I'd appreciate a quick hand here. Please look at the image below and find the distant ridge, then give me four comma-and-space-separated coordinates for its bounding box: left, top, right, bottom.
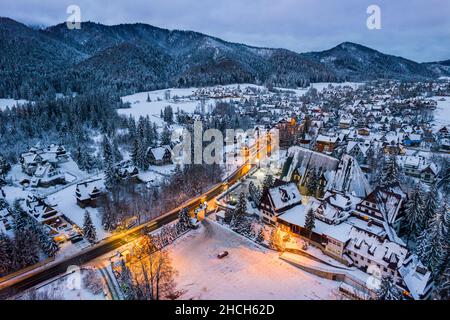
0, 17, 447, 98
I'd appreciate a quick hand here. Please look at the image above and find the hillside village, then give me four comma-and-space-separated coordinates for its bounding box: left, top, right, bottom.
0, 78, 449, 300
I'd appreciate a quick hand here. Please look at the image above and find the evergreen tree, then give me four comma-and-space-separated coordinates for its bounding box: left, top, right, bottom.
0, 232, 14, 276
306, 169, 319, 196
177, 208, 193, 233
376, 276, 403, 300
249, 181, 262, 206
304, 208, 316, 240
103, 136, 118, 189
422, 183, 438, 227
112, 138, 123, 163
131, 137, 140, 167
161, 125, 172, 146
83, 210, 97, 244
416, 207, 447, 276
146, 93, 151, 102
262, 174, 274, 194
0, 154, 11, 177
33, 223, 59, 257
119, 259, 136, 300
403, 185, 426, 243
163, 106, 174, 124
152, 123, 159, 144
379, 154, 400, 189
256, 227, 265, 244
231, 192, 248, 233
13, 228, 40, 269
433, 263, 450, 300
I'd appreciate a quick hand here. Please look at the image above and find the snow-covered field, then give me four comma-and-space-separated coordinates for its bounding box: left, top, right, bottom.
276, 82, 363, 95
431, 96, 450, 127
119, 83, 363, 123
170, 220, 341, 300
120, 88, 199, 124
17, 269, 107, 300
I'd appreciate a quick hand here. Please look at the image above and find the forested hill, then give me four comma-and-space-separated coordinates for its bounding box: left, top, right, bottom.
0, 17, 448, 99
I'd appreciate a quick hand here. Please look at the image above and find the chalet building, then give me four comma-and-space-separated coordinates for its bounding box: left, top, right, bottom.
20, 144, 69, 175
346, 141, 372, 165
116, 161, 139, 181
76, 178, 105, 208
357, 128, 370, 136
282, 147, 372, 198
277, 198, 433, 299
402, 133, 422, 147
147, 146, 172, 166
259, 179, 302, 225
276, 118, 303, 149
437, 126, 449, 139
402, 156, 438, 184
281, 148, 338, 196
354, 186, 405, 235
25, 195, 79, 243
339, 118, 352, 129
30, 163, 66, 188
315, 135, 337, 153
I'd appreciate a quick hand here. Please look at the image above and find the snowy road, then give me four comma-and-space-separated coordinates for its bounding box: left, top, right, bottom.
171, 220, 341, 300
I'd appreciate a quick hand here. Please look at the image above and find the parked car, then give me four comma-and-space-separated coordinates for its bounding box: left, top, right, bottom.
217, 251, 229, 259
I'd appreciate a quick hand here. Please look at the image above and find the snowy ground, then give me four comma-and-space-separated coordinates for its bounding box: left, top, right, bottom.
431, 96, 450, 127
119, 82, 363, 123
16, 268, 107, 300
170, 220, 341, 300
276, 82, 363, 96
47, 180, 110, 241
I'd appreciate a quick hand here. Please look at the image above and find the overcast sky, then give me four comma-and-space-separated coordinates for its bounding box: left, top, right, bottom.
1, 0, 449, 62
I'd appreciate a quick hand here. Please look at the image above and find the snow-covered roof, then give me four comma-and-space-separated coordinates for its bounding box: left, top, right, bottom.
284, 146, 339, 182
149, 146, 171, 161
278, 202, 353, 243
268, 182, 302, 212
346, 227, 408, 269
316, 134, 338, 143
76, 179, 105, 201
331, 155, 372, 198
399, 255, 433, 300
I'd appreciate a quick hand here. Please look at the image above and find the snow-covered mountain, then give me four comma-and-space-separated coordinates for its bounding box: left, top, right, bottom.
0, 17, 447, 98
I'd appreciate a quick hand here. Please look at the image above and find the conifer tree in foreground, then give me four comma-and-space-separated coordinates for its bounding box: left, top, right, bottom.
262, 174, 274, 194
422, 183, 438, 226
304, 208, 316, 240
375, 276, 403, 300
119, 259, 136, 300
416, 207, 447, 276
0, 232, 14, 276
256, 227, 265, 244
379, 154, 400, 189
231, 192, 248, 233
403, 184, 426, 243
177, 208, 193, 233
103, 136, 117, 189
83, 210, 97, 244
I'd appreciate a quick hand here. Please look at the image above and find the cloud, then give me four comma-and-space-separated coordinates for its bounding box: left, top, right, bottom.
1, 0, 449, 62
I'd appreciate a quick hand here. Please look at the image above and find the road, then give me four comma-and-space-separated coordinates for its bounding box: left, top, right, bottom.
0, 136, 269, 299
